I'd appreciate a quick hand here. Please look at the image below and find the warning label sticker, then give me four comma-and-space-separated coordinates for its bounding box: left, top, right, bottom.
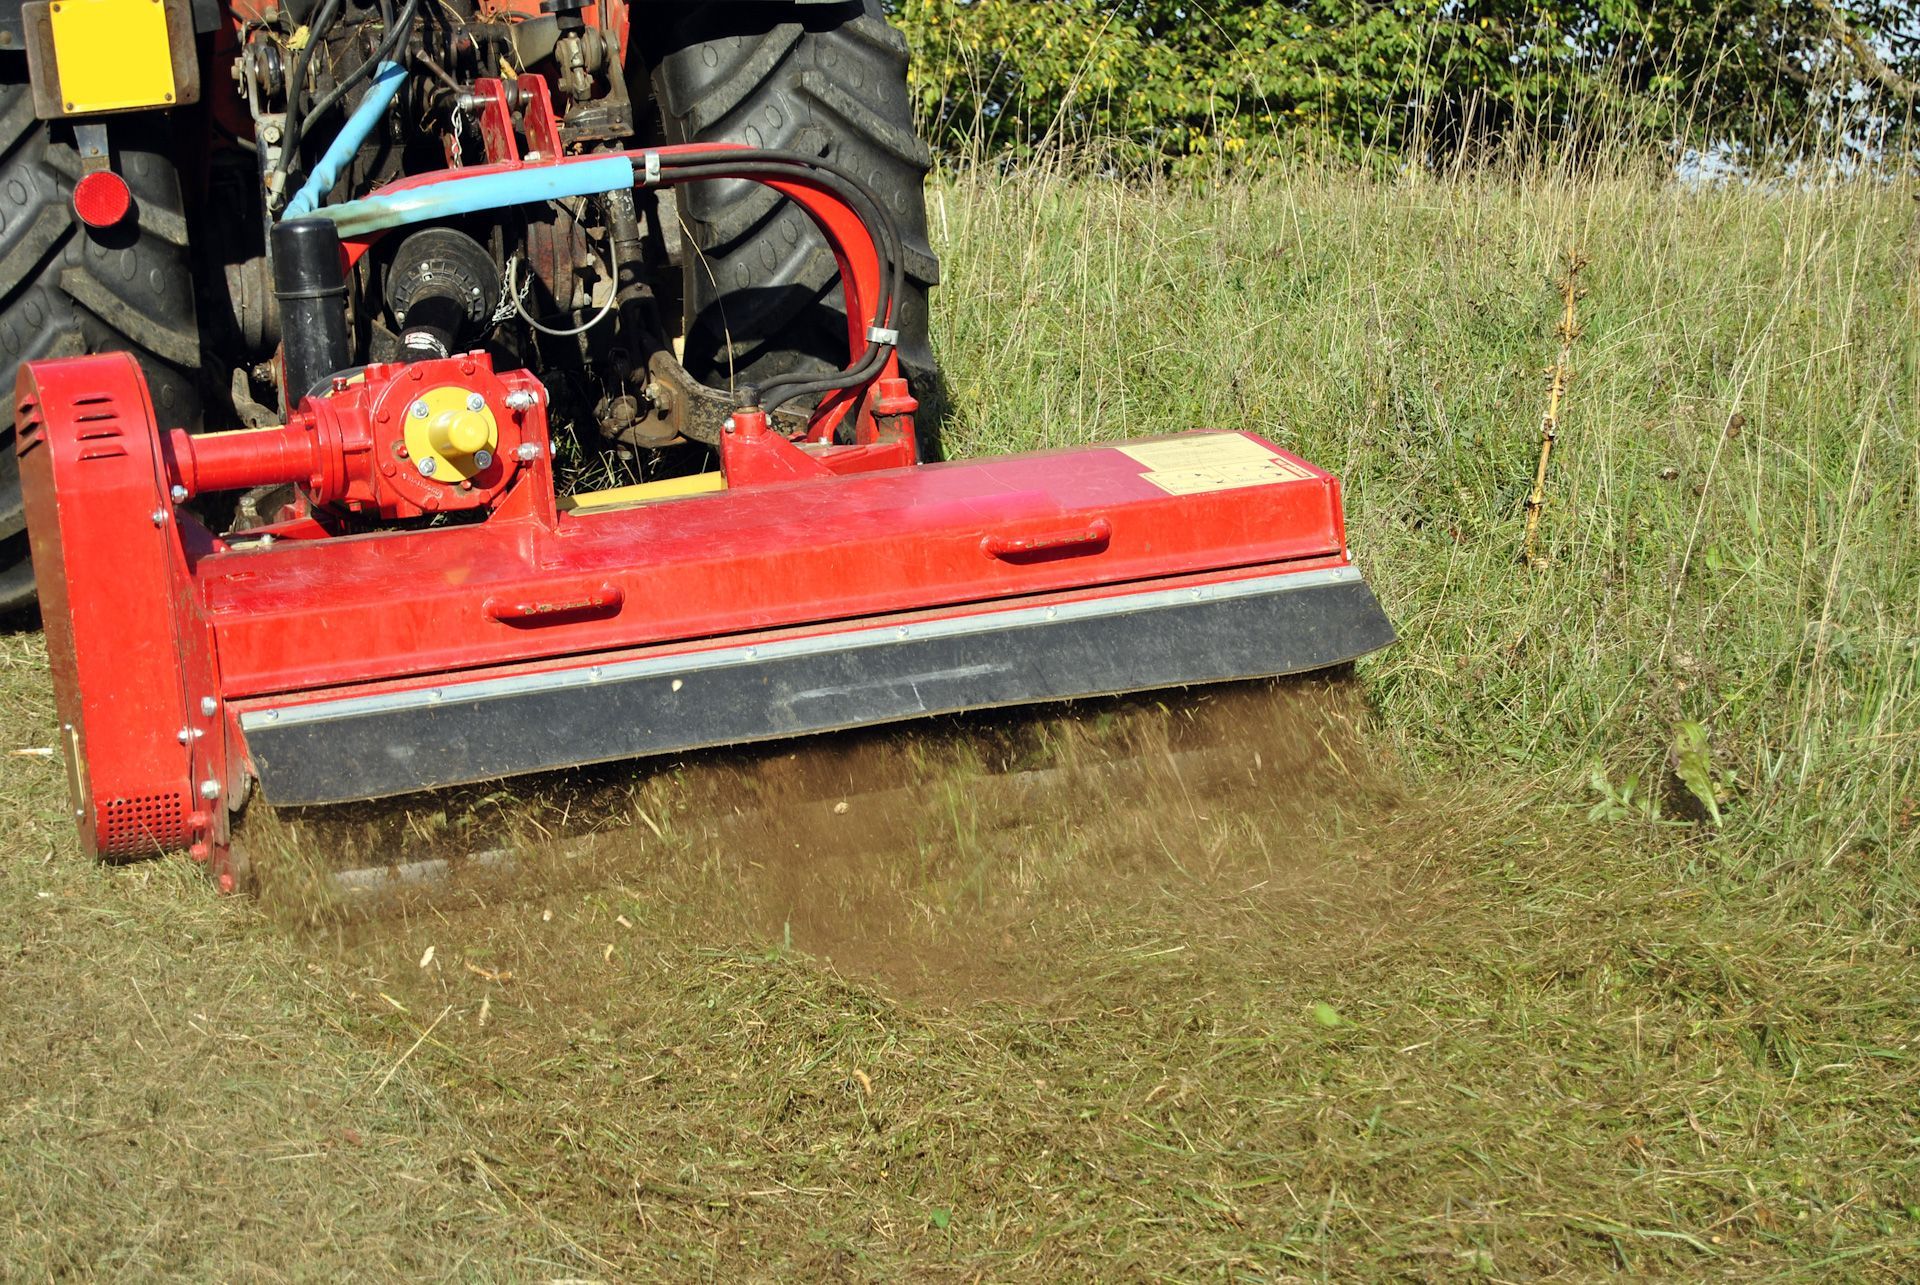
1118, 433, 1313, 496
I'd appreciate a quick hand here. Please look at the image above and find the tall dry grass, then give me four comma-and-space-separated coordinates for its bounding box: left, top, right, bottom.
929, 159, 1918, 871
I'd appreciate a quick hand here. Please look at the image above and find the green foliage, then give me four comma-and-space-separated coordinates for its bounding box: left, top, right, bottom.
894, 0, 1920, 166
1671, 721, 1737, 826
1587, 765, 1658, 823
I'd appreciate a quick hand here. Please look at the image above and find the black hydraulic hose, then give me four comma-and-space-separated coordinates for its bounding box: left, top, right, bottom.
275, 0, 342, 175
653, 151, 908, 414
753, 347, 891, 416
273, 0, 418, 206
300, 0, 420, 131
664, 186, 893, 410
662, 161, 905, 323
657, 147, 910, 305
286, 0, 342, 115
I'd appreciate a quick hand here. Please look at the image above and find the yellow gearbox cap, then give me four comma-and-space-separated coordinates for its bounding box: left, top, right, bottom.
431, 411, 492, 456
403, 385, 501, 484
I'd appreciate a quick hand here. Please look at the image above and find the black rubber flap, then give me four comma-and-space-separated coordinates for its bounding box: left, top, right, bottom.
244, 569, 1394, 806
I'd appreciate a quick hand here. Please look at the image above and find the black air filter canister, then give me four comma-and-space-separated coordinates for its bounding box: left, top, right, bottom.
271, 217, 351, 410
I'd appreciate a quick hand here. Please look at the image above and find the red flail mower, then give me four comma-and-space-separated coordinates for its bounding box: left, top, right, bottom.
19, 116, 1390, 891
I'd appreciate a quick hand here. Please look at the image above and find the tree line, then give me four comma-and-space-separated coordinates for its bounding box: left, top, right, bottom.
892, 1, 1920, 168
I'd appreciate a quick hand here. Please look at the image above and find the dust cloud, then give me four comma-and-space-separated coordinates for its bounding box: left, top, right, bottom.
248, 674, 1407, 1005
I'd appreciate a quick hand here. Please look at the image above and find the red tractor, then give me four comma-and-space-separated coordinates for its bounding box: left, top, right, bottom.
1, 0, 943, 609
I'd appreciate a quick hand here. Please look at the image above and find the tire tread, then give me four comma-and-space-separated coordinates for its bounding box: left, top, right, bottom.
0, 77, 200, 612
646, 0, 944, 455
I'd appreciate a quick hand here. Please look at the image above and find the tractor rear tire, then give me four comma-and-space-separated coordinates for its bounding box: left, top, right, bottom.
0, 76, 201, 615
644, 0, 945, 458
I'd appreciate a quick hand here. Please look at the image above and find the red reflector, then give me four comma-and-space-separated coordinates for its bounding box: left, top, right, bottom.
72, 171, 132, 229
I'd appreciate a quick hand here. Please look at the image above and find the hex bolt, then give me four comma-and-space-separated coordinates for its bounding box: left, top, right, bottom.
465, 393, 486, 412
503, 389, 537, 412
418, 457, 438, 477
199, 696, 218, 716
515, 442, 540, 462
722, 416, 736, 434
170, 484, 188, 503
198, 780, 221, 801
150, 509, 167, 527
473, 449, 494, 470
176, 728, 192, 744
410, 399, 430, 419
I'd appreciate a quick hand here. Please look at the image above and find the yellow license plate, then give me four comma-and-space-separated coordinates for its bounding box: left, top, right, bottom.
49, 0, 176, 113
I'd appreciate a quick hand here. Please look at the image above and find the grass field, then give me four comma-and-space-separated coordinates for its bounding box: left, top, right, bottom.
3, 167, 1917, 1279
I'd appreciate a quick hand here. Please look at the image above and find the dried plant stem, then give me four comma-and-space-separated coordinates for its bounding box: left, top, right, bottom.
1522, 250, 1586, 567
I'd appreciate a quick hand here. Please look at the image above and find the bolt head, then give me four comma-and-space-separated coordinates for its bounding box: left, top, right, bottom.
466, 393, 486, 412
176, 728, 192, 744
473, 449, 493, 470
504, 389, 536, 411
198, 780, 221, 801
170, 484, 188, 503
411, 399, 430, 419
514, 442, 539, 462
418, 457, 438, 477
199, 696, 218, 717
722, 416, 736, 432
151, 508, 167, 527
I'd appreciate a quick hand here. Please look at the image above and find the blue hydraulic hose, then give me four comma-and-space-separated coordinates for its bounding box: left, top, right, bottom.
283, 60, 409, 220
310, 156, 640, 238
